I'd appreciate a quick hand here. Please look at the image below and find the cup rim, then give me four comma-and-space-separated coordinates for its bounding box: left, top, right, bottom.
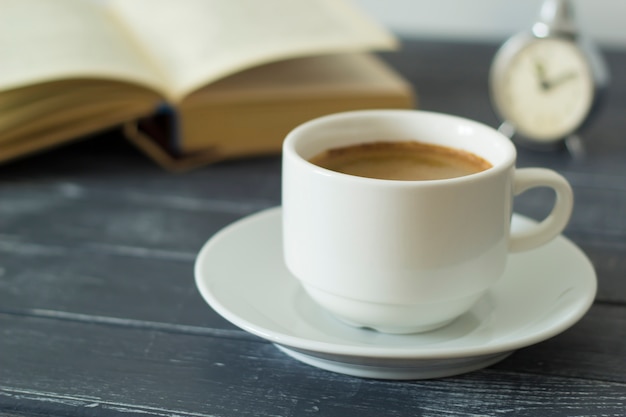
283, 109, 517, 186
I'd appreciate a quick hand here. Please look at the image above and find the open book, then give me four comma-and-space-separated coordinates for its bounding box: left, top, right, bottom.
0, 0, 414, 170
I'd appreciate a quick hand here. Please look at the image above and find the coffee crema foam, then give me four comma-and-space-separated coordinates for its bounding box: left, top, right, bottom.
308, 141, 492, 181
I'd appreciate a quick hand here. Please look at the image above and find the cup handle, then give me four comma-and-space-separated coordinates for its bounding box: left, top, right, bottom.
510, 168, 574, 253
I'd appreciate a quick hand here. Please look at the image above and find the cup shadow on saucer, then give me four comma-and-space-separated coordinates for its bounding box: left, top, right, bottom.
292, 285, 496, 349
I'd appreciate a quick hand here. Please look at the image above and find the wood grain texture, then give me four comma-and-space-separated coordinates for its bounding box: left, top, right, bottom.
1, 40, 625, 417
1, 313, 625, 417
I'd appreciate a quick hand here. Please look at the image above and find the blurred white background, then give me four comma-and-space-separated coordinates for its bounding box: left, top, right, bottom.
355, 0, 626, 49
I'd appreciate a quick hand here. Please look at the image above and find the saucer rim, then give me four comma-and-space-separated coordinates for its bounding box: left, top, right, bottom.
195, 207, 597, 360
276, 345, 514, 380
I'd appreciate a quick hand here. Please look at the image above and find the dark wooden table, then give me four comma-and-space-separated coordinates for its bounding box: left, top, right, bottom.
1, 40, 625, 417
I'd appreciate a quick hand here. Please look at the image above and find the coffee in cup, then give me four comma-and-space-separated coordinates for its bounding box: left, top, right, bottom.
308, 140, 492, 181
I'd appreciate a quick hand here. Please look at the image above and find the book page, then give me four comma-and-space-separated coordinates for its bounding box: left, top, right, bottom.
0, 0, 166, 95
183, 54, 412, 105
108, 0, 397, 101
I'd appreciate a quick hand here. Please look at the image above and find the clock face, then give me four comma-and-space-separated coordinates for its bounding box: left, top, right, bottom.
491, 37, 595, 142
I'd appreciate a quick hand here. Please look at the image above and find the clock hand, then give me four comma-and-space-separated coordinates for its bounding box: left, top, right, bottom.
534, 60, 550, 90
545, 71, 578, 90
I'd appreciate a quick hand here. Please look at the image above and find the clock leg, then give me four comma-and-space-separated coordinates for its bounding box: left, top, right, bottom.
498, 121, 516, 139
565, 134, 586, 159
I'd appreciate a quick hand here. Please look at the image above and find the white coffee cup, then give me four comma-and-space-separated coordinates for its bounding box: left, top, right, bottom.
282, 110, 573, 334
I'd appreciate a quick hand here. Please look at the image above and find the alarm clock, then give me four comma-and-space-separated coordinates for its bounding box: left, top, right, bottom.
489, 0, 608, 150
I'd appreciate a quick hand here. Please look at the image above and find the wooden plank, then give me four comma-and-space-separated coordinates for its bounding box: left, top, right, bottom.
0, 247, 234, 329
4, 167, 625, 243
2, 172, 624, 250
1, 218, 624, 331
1, 312, 625, 417
0, 177, 277, 255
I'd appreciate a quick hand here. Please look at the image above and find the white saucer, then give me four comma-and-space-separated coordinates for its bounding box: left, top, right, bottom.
194, 207, 596, 380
